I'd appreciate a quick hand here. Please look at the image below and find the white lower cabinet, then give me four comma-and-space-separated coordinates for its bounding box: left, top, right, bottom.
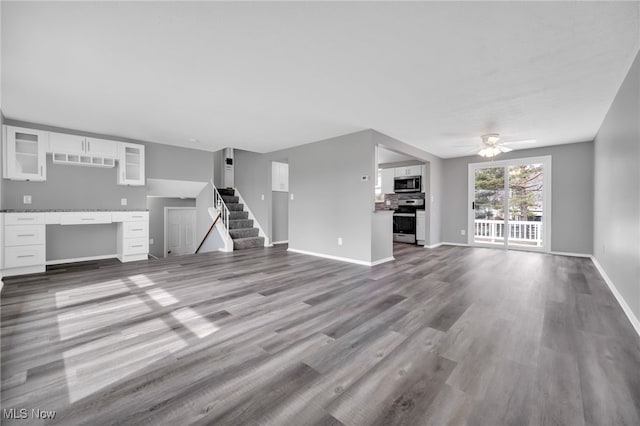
416, 209, 426, 246
2, 213, 46, 276
1, 211, 150, 277
116, 212, 149, 262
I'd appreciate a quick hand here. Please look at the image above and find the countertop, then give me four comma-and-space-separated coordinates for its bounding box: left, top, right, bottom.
0, 209, 149, 212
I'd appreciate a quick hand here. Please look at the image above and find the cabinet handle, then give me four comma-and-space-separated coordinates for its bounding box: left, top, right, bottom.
17, 218, 35, 221
17, 254, 35, 258
81, 218, 96, 221
131, 245, 143, 248
17, 234, 35, 237
40, 165, 43, 176
132, 216, 143, 219
132, 228, 143, 231
82, 140, 85, 151
88, 140, 91, 151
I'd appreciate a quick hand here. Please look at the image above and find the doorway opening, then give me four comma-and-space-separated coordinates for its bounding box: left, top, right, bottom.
468, 156, 551, 252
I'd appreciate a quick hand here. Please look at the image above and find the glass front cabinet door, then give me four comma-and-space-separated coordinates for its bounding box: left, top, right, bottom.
117, 142, 145, 186
3, 126, 48, 181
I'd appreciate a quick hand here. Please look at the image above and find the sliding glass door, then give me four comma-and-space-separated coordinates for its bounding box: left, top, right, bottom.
469, 156, 550, 252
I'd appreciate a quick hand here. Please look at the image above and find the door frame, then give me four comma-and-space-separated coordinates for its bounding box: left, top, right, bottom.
467, 155, 552, 253
164, 207, 197, 257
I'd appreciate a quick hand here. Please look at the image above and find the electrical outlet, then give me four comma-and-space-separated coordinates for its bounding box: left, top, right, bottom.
121, 198, 128, 206
338, 237, 343, 246
290, 194, 294, 201
23, 195, 32, 204
149, 238, 154, 245
461, 229, 466, 236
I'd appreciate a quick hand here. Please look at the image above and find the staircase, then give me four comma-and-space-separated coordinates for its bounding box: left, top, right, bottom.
217, 188, 265, 250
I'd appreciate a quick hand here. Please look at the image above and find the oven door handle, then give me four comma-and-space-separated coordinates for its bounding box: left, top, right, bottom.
393, 213, 416, 217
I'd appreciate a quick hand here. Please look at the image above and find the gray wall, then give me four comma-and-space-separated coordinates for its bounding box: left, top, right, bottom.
372, 131, 443, 246
272, 191, 288, 243
235, 130, 376, 263
1, 119, 214, 261
0, 111, 4, 210
235, 129, 443, 262
593, 51, 640, 322
441, 142, 594, 254
147, 197, 196, 258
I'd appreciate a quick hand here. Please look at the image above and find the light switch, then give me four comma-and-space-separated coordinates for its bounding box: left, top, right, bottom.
23, 195, 32, 204
290, 194, 294, 201
338, 237, 343, 246
261, 194, 265, 201
149, 238, 154, 245
121, 198, 128, 206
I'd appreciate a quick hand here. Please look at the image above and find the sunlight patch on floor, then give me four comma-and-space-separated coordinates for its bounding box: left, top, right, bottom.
55, 279, 128, 308
63, 318, 187, 403
128, 274, 156, 288
57, 295, 151, 340
145, 288, 179, 306
170, 307, 220, 338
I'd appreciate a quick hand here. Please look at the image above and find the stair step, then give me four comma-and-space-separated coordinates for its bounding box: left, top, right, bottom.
229, 219, 253, 229
229, 211, 249, 220
233, 236, 265, 250
226, 203, 244, 212
222, 195, 239, 204
230, 228, 259, 239
218, 188, 235, 197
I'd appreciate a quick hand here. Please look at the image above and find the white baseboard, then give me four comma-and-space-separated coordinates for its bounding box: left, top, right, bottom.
272, 240, 289, 245
287, 248, 389, 266
46, 254, 118, 266
550, 251, 591, 258
441, 242, 470, 247
148, 254, 159, 260
370, 256, 395, 266
590, 256, 640, 337
424, 243, 443, 249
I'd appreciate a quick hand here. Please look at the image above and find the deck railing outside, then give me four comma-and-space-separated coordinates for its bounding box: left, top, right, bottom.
474, 219, 542, 246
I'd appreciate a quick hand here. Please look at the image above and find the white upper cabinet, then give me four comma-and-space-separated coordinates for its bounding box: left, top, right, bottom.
3, 126, 47, 181
272, 161, 289, 192
117, 142, 145, 186
395, 165, 423, 177
49, 132, 85, 155
49, 133, 117, 158
86, 137, 117, 158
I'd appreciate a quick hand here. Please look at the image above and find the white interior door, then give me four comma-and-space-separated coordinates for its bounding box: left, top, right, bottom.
166, 208, 197, 257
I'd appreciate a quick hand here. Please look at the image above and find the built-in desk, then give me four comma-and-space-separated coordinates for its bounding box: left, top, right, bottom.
0, 210, 149, 278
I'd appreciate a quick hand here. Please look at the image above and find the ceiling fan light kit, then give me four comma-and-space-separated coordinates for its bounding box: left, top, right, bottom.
477, 133, 518, 158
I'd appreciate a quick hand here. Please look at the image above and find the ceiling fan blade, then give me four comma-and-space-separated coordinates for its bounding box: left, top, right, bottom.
498, 146, 513, 153
502, 139, 537, 146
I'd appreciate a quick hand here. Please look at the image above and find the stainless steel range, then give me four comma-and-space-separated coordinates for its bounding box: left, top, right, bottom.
393, 196, 425, 244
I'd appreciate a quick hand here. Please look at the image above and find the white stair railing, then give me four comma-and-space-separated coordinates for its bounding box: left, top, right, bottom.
212, 180, 230, 233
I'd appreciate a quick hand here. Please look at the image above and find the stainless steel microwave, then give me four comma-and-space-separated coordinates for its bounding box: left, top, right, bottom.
394, 176, 421, 193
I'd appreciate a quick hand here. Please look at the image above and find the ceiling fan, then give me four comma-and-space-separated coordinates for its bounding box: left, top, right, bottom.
475, 133, 536, 158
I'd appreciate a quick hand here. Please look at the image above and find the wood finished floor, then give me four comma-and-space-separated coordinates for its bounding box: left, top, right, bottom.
1, 243, 640, 425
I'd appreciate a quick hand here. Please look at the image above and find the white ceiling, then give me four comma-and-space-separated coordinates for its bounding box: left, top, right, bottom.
2, 1, 639, 158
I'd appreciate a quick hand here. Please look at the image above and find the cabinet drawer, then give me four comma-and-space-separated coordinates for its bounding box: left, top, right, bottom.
123, 221, 149, 238
122, 238, 149, 255
5, 225, 45, 247
112, 211, 149, 222
5, 213, 45, 225
5, 245, 45, 268
60, 212, 112, 225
